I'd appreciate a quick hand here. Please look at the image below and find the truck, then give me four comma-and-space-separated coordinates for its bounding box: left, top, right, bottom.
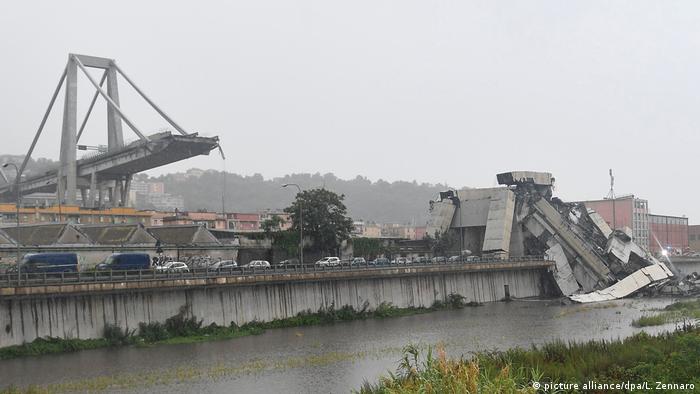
17, 253, 79, 273
96, 253, 151, 271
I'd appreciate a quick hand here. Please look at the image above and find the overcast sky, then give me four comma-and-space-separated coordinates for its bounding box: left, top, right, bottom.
1, 1, 698, 222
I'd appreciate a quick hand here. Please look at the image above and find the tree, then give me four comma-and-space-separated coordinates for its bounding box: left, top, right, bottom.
284, 188, 354, 255
261, 215, 285, 235
425, 230, 458, 256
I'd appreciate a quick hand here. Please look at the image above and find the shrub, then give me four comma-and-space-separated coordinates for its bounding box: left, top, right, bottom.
164, 306, 203, 337
103, 324, 134, 346
138, 321, 169, 342
374, 302, 398, 318
446, 293, 466, 308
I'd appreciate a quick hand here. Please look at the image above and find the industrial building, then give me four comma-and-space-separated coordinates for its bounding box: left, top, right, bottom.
579, 197, 689, 254
649, 214, 689, 254
581, 196, 650, 249
689, 225, 700, 252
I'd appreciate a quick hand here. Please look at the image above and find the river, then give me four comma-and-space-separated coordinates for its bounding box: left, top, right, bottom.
0, 297, 686, 393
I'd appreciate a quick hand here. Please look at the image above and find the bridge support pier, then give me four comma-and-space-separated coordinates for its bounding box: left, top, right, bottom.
89, 172, 97, 208
59, 56, 78, 205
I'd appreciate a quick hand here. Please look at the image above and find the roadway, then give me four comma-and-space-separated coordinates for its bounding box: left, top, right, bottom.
0, 256, 551, 291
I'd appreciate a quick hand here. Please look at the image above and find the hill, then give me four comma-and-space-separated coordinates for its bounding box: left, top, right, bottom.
151, 171, 453, 225
0, 154, 457, 224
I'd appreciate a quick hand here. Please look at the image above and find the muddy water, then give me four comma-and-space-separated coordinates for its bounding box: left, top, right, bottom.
0, 297, 685, 393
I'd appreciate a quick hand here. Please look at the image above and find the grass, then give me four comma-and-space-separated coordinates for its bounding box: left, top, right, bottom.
0, 293, 475, 360
0, 337, 109, 360
631, 298, 700, 327
358, 323, 700, 393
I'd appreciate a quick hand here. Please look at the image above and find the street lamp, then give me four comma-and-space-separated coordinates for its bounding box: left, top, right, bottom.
3, 163, 21, 281
282, 183, 303, 272
45, 180, 62, 222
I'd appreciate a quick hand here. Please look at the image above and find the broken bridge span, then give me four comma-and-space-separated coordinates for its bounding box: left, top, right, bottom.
0, 54, 220, 207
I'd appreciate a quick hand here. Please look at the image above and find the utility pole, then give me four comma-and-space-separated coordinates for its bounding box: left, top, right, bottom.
283, 184, 304, 272
608, 169, 616, 230
219, 146, 226, 225
3, 163, 21, 282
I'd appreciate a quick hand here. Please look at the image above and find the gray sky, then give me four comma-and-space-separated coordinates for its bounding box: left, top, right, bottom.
1, 1, 698, 222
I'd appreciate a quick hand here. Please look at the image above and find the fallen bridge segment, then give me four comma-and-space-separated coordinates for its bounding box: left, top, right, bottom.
427, 171, 678, 303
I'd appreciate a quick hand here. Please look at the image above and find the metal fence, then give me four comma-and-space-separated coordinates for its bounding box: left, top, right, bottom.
0, 255, 549, 288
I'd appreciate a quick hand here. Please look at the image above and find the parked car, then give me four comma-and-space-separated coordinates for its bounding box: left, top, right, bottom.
97, 253, 150, 271
155, 261, 190, 272
393, 257, 408, 265
18, 253, 78, 273
315, 257, 341, 267
242, 260, 271, 269
350, 257, 366, 266
209, 260, 237, 270
413, 256, 429, 264
278, 258, 299, 267
373, 257, 390, 266
447, 255, 462, 263
431, 256, 447, 263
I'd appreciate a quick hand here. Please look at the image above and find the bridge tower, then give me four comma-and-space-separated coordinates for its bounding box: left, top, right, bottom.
58, 55, 126, 205
0, 54, 216, 210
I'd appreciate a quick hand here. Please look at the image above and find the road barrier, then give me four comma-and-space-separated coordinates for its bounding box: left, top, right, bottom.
0, 256, 547, 288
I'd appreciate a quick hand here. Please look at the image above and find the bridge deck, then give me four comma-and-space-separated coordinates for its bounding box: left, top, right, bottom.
0, 133, 219, 197
0, 258, 554, 298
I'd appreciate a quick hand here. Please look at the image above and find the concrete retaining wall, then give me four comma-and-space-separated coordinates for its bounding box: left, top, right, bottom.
0, 267, 548, 347
673, 259, 700, 276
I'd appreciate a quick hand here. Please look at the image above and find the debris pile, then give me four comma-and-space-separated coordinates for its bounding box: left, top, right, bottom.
427, 171, 680, 303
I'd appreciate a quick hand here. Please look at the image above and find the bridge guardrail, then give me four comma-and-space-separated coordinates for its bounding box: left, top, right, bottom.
0, 256, 549, 288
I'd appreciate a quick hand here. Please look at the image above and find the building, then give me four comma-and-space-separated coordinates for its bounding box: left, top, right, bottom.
352, 220, 366, 236
143, 210, 291, 232
0, 203, 152, 226
259, 210, 292, 231
581, 196, 690, 254
382, 223, 416, 239
581, 196, 650, 249
130, 181, 165, 196
187, 211, 227, 229
352, 222, 424, 240
649, 214, 689, 255
226, 213, 261, 232
129, 180, 184, 211
689, 225, 700, 252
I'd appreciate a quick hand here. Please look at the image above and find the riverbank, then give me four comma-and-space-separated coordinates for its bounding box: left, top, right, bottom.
358, 324, 700, 393
0, 293, 476, 360
0, 297, 680, 393
632, 298, 700, 327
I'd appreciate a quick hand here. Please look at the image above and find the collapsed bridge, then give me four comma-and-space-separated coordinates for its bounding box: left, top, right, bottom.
0, 54, 220, 208
427, 171, 677, 303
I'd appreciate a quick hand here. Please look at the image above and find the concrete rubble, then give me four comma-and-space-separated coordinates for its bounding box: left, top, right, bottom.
426, 171, 689, 303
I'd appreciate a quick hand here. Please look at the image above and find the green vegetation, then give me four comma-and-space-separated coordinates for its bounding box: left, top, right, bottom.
352, 237, 395, 260
284, 188, 354, 255
270, 229, 301, 257
148, 171, 449, 224
0, 294, 474, 361
261, 214, 286, 234
424, 231, 459, 256
359, 324, 700, 393
631, 298, 700, 327
0, 337, 109, 360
